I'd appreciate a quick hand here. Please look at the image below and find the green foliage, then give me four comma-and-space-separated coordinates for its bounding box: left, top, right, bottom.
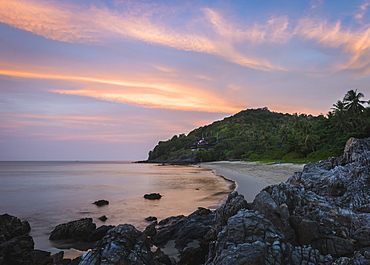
282, 152, 302, 160
306, 150, 337, 160
148, 90, 370, 163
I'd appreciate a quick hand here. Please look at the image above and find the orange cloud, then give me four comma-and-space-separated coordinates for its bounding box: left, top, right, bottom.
0, 0, 283, 71
0, 113, 165, 142
0, 69, 242, 113
296, 18, 370, 73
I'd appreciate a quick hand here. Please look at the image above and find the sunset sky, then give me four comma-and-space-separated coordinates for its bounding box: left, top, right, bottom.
1, 0, 370, 161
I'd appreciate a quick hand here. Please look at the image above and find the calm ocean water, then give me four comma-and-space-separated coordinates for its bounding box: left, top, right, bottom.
0, 161, 232, 257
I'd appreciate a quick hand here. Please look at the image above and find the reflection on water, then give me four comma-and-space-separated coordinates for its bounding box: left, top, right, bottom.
0, 161, 233, 256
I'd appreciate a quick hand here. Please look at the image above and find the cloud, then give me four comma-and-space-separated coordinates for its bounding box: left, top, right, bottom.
0, 113, 164, 142
204, 9, 291, 45
310, 0, 324, 9
0, 69, 242, 113
355, 2, 370, 20
295, 17, 370, 74
0, 0, 284, 71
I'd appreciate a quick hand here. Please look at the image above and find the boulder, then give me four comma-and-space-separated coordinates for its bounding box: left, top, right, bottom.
144, 193, 162, 200
79, 224, 167, 265
153, 208, 214, 251
143, 222, 157, 237
93, 199, 109, 206
0, 214, 78, 265
49, 218, 96, 241
98, 215, 107, 222
0, 214, 35, 264
87, 225, 115, 242
0, 213, 31, 242
145, 216, 158, 222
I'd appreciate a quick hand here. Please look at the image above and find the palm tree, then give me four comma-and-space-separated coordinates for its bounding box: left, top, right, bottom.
331, 100, 346, 114
330, 100, 350, 132
343, 89, 366, 115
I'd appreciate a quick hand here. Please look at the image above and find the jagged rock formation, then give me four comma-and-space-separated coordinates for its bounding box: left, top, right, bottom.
79, 224, 171, 265
204, 137, 370, 264
0, 213, 80, 265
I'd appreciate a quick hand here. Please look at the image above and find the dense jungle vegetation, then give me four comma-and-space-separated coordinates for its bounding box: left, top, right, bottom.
148, 90, 370, 163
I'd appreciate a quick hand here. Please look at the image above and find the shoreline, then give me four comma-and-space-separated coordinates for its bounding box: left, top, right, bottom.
199, 161, 305, 202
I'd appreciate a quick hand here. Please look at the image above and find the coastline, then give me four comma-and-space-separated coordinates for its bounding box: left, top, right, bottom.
199, 161, 305, 202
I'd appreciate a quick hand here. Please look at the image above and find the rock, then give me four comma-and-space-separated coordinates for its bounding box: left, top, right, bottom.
205, 209, 334, 265
0, 214, 83, 265
0, 213, 31, 242
98, 215, 107, 222
151, 207, 215, 264
190, 207, 212, 216
0, 234, 36, 264
144, 193, 162, 200
79, 224, 167, 265
145, 216, 158, 221
0, 214, 36, 264
204, 191, 248, 242
49, 218, 96, 241
252, 190, 296, 243
153, 208, 215, 251
50, 251, 64, 263
93, 199, 109, 206
143, 222, 157, 237
87, 225, 115, 242
152, 248, 173, 265
30, 249, 53, 265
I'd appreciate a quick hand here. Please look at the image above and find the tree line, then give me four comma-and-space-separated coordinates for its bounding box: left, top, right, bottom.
148, 90, 370, 162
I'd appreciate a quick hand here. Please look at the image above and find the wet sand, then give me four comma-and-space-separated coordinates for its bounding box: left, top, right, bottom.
200, 161, 305, 202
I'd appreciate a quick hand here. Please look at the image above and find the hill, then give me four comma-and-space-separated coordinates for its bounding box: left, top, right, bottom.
147, 90, 370, 163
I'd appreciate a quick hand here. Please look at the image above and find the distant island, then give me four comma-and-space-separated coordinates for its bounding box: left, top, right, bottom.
147, 89, 370, 164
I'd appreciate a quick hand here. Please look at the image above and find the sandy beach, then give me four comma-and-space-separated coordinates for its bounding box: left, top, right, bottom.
200, 161, 305, 202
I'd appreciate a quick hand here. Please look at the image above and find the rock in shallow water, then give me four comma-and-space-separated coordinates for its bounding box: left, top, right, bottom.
144, 193, 162, 200
49, 218, 96, 242
93, 199, 109, 206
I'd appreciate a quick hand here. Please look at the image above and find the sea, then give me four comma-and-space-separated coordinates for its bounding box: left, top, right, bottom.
0, 161, 233, 258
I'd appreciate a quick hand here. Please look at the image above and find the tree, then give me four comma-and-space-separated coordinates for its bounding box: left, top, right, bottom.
330, 100, 350, 132
343, 89, 366, 116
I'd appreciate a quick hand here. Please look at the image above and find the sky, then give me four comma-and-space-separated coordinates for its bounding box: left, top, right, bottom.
1, 0, 370, 161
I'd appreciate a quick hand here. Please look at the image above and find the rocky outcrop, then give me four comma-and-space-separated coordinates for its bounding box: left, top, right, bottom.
204, 137, 370, 264
0, 214, 36, 265
0, 214, 80, 265
204, 191, 248, 242
79, 224, 170, 265
49, 218, 96, 241
153, 207, 214, 251
142, 138, 370, 264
